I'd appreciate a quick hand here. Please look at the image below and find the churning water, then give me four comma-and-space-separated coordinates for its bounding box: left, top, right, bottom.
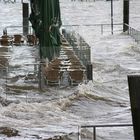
0, 0, 140, 139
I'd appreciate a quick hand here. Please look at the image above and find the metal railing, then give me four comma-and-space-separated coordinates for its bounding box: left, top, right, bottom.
0, 0, 29, 3
125, 24, 140, 44
1, 0, 16, 3
64, 30, 91, 66
3, 25, 34, 36
63, 23, 123, 35
62, 23, 123, 66
78, 123, 133, 140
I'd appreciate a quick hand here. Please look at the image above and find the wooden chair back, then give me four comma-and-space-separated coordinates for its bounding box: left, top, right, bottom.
69, 70, 83, 81
46, 70, 60, 81
27, 34, 37, 46
0, 38, 9, 46
13, 34, 22, 45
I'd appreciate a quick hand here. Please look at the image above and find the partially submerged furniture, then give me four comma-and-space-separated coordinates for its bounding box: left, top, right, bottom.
0, 35, 12, 46
0, 38, 9, 46
13, 34, 22, 45
69, 70, 84, 86
26, 34, 37, 46
45, 69, 61, 86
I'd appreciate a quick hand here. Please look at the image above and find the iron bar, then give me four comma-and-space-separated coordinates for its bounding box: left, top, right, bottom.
79, 124, 133, 140
123, 0, 129, 32
124, 23, 140, 44
111, 0, 113, 34
93, 127, 96, 140
81, 124, 133, 128
101, 24, 103, 34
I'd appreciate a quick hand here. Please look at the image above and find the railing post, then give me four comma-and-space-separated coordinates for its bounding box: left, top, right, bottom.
130, 27, 132, 36
111, 0, 114, 35
131, 28, 133, 37
135, 30, 137, 42
93, 127, 96, 140
138, 31, 140, 43
123, 0, 129, 32
101, 24, 103, 34
128, 75, 140, 140
22, 2, 29, 35
38, 61, 43, 91
86, 63, 93, 81
136, 30, 139, 43
136, 30, 138, 42
78, 126, 81, 140
128, 26, 130, 35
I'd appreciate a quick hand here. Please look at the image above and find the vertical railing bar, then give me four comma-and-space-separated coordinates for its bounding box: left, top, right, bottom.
78, 126, 81, 140
138, 31, 140, 43
137, 30, 139, 43
93, 126, 96, 140
78, 126, 80, 140
136, 30, 137, 42
129, 26, 131, 35
135, 29, 136, 41
101, 24, 103, 35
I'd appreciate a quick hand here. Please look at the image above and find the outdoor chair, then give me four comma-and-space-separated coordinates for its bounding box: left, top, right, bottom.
0, 35, 13, 46
1, 35, 10, 38
0, 57, 8, 68
24, 72, 38, 83
65, 50, 74, 56
62, 42, 69, 46
13, 34, 23, 45
51, 58, 61, 65
69, 70, 84, 86
0, 47, 8, 52
0, 38, 10, 46
26, 34, 37, 46
45, 69, 61, 86
61, 38, 67, 43
69, 65, 85, 70
48, 58, 61, 70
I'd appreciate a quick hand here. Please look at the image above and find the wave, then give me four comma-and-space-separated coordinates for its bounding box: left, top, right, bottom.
119, 45, 139, 57
54, 82, 127, 111
93, 61, 127, 74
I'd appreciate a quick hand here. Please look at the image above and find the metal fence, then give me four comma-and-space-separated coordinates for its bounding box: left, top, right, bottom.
78, 123, 133, 140
64, 30, 91, 66
62, 23, 123, 66
125, 24, 140, 43
1, 0, 16, 3
4, 25, 33, 36
0, 0, 29, 3
63, 23, 123, 35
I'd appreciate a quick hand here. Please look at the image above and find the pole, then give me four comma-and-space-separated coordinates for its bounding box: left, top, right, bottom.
86, 63, 93, 81
111, 0, 113, 34
38, 62, 42, 90
22, 3, 29, 35
5, 67, 8, 100
93, 127, 96, 140
128, 75, 140, 140
123, 0, 129, 32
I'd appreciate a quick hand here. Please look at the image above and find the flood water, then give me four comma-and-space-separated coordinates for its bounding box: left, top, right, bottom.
0, 0, 140, 139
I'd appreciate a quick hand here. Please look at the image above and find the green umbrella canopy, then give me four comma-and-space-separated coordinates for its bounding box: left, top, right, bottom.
29, 0, 62, 61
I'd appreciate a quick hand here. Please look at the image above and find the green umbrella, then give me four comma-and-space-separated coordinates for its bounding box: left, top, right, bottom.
29, 0, 62, 61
